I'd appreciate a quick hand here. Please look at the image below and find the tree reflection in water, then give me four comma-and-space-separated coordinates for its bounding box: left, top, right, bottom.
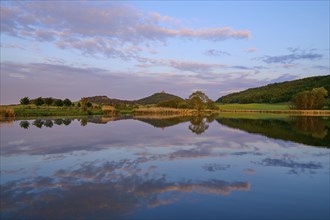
217, 116, 330, 147
19, 119, 74, 129
15, 115, 330, 147
290, 116, 328, 138
189, 116, 209, 135
19, 120, 30, 129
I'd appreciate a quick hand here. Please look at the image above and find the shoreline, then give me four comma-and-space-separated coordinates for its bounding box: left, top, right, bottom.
1, 105, 330, 121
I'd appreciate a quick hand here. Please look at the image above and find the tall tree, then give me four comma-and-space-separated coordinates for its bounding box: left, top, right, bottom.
63, 98, 72, 107
35, 97, 44, 107
291, 87, 328, 110
188, 91, 216, 111
54, 99, 64, 107
44, 97, 53, 108
20, 97, 30, 105
312, 87, 328, 109
80, 98, 88, 107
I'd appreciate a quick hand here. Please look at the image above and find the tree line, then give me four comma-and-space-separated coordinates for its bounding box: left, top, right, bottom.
19, 97, 94, 108
20, 97, 74, 107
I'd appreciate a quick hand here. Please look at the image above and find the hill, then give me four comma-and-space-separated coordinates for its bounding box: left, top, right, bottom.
85, 96, 132, 105
85, 92, 184, 106
217, 75, 330, 104
135, 92, 184, 105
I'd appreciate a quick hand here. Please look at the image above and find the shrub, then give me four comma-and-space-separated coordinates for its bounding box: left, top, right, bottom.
20, 97, 30, 105
0, 107, 16, 119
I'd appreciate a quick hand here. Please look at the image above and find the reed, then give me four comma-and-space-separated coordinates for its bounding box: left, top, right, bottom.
0, 107, 16, 120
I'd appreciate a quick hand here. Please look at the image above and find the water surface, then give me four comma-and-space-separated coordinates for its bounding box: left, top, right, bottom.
1, 115, 329, 219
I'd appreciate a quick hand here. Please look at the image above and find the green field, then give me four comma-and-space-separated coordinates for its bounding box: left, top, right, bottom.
217, 103, 289, 111
4, 105, 103, 117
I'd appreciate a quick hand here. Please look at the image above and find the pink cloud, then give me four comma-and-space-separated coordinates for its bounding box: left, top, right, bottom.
246, 48, 257, 53
1, 2, 251, 60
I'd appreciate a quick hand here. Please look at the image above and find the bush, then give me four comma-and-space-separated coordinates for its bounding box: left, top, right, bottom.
0, 107, 15, 119
291, 87, 328, 110
63, 98, 72, 107
20, 97, 30, 105
35, 97, 44, 106
54, 99, 64, 106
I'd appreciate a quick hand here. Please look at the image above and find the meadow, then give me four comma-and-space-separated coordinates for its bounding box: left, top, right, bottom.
2, 102, 330, 121
1, 105, 103, 118
217, 103, 289, 110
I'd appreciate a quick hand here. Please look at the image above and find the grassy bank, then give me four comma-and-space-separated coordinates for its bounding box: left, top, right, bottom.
1, 105, 103, 118
2, 103, 330, 121
134, 107, 219, 116
217, 103, 289, 110
217, 103, 330, 115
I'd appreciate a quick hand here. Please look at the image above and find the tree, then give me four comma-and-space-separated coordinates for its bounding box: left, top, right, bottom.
44, 97, 53, 108
291, 87, 328, 110
35, 97, 44, 107
80, 98, 88, 107
20, 97, 30, 105
54, 99, 63, 106
188, 91, 216, 111
86, 102, 92, 108
63, 98, 72, 107
312, 87, 328, 109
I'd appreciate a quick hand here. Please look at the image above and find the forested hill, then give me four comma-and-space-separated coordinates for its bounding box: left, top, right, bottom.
85, 92, 184, 105
217, 75, 330, 104
135, 92, 184, 105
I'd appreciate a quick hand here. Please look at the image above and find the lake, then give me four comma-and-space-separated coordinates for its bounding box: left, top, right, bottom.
1, 115, 329, 219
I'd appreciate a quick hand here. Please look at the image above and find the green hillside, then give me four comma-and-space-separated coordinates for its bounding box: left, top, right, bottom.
135, 92, 184, 105
217, 75, 330, 104
85, 96, 132, 105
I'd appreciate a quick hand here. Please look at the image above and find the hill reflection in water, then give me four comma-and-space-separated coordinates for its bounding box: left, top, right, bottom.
16, 115, 330, 147
1, 115, 329, 219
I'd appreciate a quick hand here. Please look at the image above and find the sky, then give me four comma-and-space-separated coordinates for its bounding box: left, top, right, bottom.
1, 1, 329, 104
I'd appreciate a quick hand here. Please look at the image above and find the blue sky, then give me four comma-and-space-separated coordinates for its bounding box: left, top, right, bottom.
1, 1, 329, 104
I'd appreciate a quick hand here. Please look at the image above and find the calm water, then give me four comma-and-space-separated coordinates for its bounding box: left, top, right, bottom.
1, 115, 329, 219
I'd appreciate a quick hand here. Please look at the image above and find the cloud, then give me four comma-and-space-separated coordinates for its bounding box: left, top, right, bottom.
312, 65, 330, 70
1, 159, 250, 219
282, 63, 298, 68
267, 74, 298, 84
168, 60, 226, 74
258, 48, 323, 64
204, 49, 231, 57
246, 48, 257, 53
231, 65, 266, 70
0, 43, 26, 50
255, 158, 323, 174
0, 60, 294, 105
203, 163, 231, 172
1, 2, 251, 60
